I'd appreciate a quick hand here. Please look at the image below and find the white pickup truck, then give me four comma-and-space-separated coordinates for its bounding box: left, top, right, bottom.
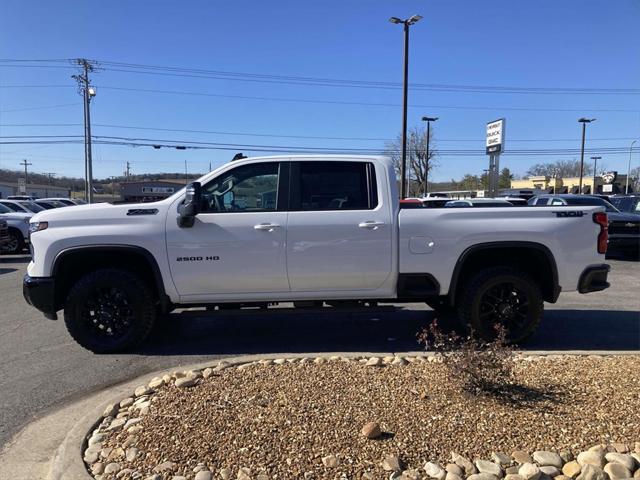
23, 155, 611, 352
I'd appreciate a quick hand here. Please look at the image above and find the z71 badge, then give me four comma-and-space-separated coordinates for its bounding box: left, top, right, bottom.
176, 256, 220, 262
553, 211, 585, 217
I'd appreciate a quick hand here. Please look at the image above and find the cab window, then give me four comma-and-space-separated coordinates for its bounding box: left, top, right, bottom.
200, 162, 280, 213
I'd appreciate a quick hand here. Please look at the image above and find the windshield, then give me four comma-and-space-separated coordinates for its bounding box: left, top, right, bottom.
20, 201, 45, 212
609, 197, 640, 213
1, 201, 27, 212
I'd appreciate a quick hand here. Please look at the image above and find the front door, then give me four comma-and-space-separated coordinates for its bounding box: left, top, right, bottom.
166, 161, 290, 298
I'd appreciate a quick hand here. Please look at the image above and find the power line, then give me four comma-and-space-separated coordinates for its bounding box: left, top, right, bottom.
1, 122, 638, 143
95, 86, 640, 113
1, 58, 638, 95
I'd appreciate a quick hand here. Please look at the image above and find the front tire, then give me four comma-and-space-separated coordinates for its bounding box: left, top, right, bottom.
1, 229, 24, 254
64, 269, 156, 353
457, 267, 543, 344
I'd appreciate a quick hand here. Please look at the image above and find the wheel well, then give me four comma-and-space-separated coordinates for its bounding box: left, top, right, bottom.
52, 247, 166, 311
7, 226, 23, 238
450, 244, 559, 304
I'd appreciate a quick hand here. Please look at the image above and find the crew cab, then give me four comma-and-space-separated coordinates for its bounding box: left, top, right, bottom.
23, 156, 610, 352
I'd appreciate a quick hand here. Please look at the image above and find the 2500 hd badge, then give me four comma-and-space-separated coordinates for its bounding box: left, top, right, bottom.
176, 256, 220, 262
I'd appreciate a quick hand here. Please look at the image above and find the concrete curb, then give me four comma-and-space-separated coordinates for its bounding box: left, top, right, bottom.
1, 350, 638, 480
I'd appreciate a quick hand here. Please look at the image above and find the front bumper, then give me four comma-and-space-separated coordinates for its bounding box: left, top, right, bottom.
23, 275, 57, 320
578, 264, 610, 294
607, 235, 640, 253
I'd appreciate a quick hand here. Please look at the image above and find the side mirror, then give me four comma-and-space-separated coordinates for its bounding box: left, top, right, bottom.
178, 182, 201, 228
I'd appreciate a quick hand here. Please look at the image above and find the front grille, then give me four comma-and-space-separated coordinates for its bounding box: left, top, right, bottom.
609, 221, 640, 235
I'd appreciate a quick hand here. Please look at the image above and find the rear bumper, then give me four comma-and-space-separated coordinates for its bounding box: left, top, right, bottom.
23, 275, 57, 319
578, 264, 610, 294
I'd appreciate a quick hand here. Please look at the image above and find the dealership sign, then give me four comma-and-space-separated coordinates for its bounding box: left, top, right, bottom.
486, 118, 506, 154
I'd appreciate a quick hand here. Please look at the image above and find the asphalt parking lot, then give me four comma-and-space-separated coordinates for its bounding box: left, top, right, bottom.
0, 254, 638, 448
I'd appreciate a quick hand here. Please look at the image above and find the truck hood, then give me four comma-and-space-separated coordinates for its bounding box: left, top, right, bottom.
0, 212, 32, 221
30, 201, 169, 224
608, 212, 640, 223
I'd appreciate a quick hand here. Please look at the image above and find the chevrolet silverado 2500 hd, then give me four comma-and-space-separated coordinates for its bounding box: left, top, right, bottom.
23, 156, 610, 352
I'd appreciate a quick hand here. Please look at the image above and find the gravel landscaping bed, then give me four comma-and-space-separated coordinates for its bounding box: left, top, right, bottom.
85, 355, 640, 480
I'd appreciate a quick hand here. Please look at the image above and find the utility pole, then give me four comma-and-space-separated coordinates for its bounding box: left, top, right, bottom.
389, 14, 423, 199
627, 140, 637, 194
72, 58, 97, 203
44, 173, 56, 184
578, 118, 596, 195
421, 116, 438, 196
20, 159, 32, 185
590, 156, 601, 194
125, 161, 131, 182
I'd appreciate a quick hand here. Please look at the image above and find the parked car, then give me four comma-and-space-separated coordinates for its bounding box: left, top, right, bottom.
608, 195, 640, 216
399, 198, 450, 208
444, 198, 514, 207
0, 199, 44, 214
7, 195, 37, 201
0, 203, 31, 254
528, 194, 640, 258
40, 197, 84, 206
25, 155, 610, 352
496, 195, 529, 206
35, 200, 67, 209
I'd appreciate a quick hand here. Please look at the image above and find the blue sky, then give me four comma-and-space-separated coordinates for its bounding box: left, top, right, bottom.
1, 0, 639, 182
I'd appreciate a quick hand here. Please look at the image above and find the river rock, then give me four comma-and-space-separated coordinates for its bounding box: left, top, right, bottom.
604, 452, 635, 471
383, 455, 403, 472
175, 376, 198, 388
512, 452, 533, 465
603, 462, 631, 480
577, 451, 605, 469
322, 455, 339, 467
534, 452, 563, 469
492, 453, 511, 467
562, 461, 581, 478
519, 463, 541, 480
361, 422, 382, 439
452, 454, 477, 475
366, 357, 383, 366
446, 464, 463, 476
476, 460, 503, 478
194, 472, 213, 480
576, 465, 606, 480
424, 462, 446, 480
539, 466, 560, 477
468, 474, 499, 480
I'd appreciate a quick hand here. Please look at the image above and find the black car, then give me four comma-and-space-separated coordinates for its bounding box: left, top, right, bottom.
528, 194, 640, 258
609, 195, 640, 216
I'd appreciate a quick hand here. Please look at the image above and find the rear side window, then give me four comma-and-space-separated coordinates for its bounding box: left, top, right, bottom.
293, 161, 378, 211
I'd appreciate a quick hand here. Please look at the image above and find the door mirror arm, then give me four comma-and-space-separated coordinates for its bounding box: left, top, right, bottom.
178, 182, 202, 228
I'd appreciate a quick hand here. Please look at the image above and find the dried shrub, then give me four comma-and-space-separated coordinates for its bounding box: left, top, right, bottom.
417, 320, 515, 396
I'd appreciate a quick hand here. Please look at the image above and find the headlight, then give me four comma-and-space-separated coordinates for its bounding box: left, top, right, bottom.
29, 221, 48, 234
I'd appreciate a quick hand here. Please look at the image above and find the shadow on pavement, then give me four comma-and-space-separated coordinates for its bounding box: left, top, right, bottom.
139, 307, 640, 356
0, 255, 30, 264
0, 268, 17, 275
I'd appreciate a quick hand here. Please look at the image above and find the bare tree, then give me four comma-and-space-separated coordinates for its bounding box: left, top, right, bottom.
384, 126, 439, 196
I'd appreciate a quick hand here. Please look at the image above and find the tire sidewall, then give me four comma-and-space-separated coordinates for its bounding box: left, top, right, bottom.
64, 269, 155, 353
461, 269, 543, 343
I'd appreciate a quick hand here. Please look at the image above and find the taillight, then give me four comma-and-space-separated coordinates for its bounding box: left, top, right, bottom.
592, 212, 608, 254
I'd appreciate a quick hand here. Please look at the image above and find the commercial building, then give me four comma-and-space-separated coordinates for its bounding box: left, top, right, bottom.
120, 179, 188, 203
0, 181, 70, 199
511, 171, 633, 195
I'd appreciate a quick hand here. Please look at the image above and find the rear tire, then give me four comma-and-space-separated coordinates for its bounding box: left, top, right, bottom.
1, 229, 24, 254
64, 269, 156, 353
457, 266, 543, 344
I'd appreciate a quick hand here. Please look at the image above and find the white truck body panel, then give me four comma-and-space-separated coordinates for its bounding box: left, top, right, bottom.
26, 155, 606, 307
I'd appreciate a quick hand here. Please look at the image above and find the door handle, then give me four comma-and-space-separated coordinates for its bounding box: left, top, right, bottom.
358, 221, 385, 229
254, 223, 281, 231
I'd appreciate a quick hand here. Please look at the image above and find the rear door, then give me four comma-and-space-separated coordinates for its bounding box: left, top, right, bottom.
285, 160, 393, 292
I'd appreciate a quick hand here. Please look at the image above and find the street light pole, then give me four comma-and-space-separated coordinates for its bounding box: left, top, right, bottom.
590, 156, 601, 194
390, 14, 423, 199
421, 116, 438, 196
627, 140, 637, 194
578, 118, 596, 194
